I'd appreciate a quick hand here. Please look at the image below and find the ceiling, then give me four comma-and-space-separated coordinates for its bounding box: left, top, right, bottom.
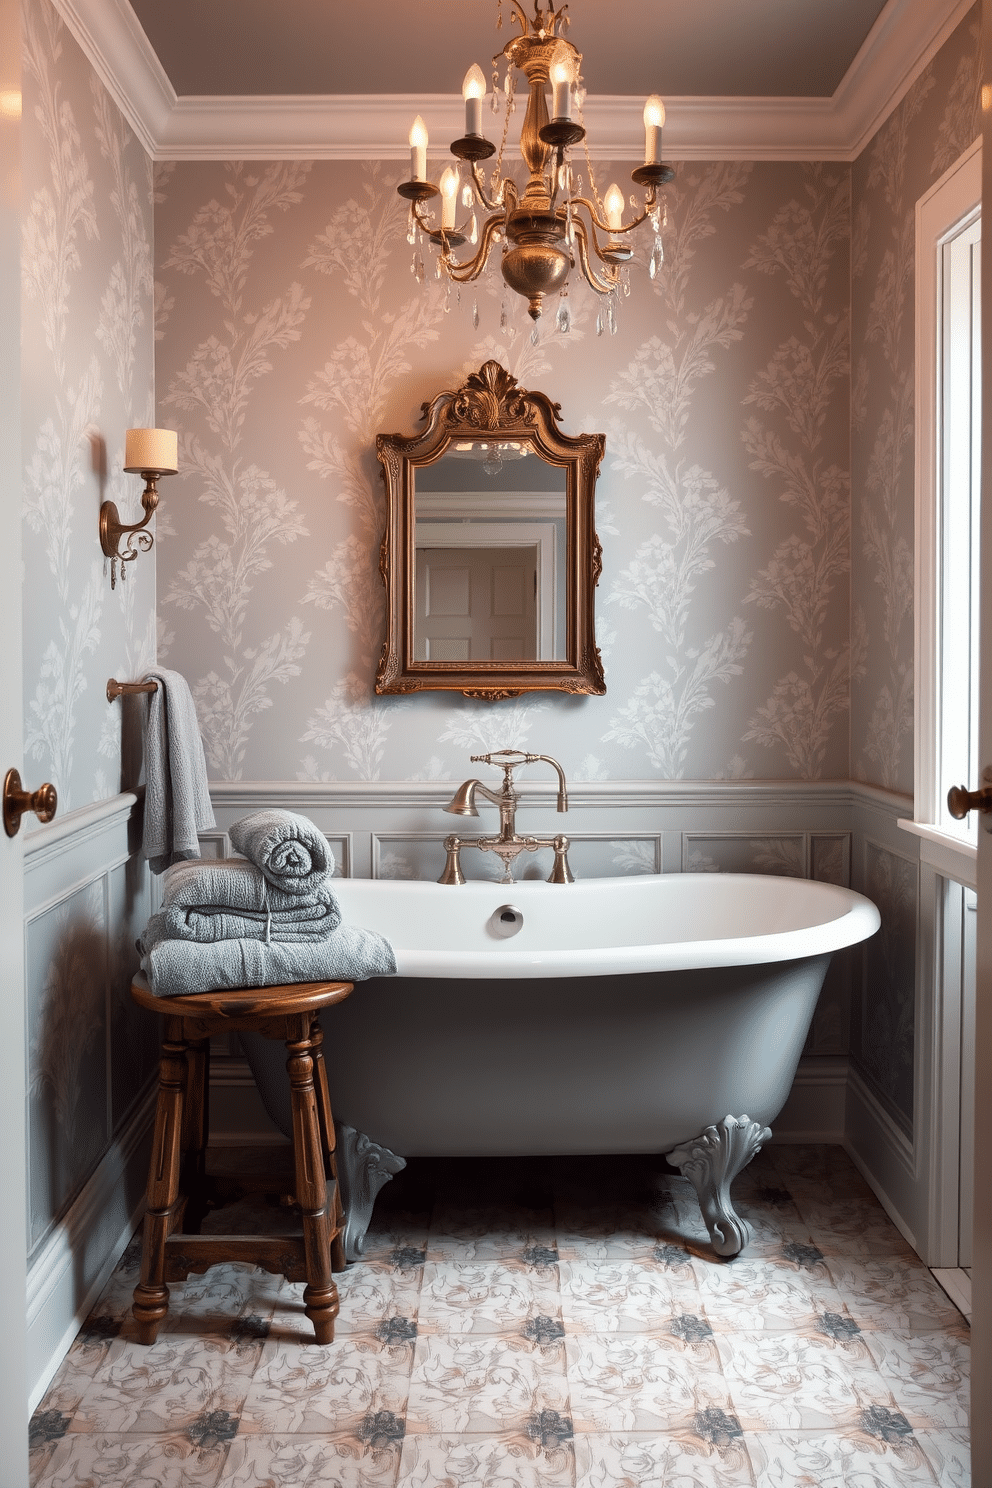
57, 0, 972, 160
127, 0, 890, 101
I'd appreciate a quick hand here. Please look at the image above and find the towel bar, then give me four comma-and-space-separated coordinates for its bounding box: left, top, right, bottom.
107, 678, 159, 702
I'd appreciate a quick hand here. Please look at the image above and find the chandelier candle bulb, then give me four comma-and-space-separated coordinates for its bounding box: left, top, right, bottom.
440, 167, 459, 229
604, 184, 625, 233
124, 428, 177, 473
462, 64, 486, 135
550, 60, 571, 121
643, 94, 665, 165
409, 115, 428, 180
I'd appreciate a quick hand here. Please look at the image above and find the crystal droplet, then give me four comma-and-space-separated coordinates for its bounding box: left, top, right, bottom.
608, 297, 617, 335
406, 223, 417, 246
555, 297, 571, 334
472, 300, 480, 329
662, 201, 669, 228
622, 268, 631, 297
500, 300, 508, 332
414, 255, 425, 284
469, 213, 478, 245
596, 309, 604, 337
435, 255, 443, 279
444, 282, 452, 314
530, 324, 539, 345
461, 183, 473, 208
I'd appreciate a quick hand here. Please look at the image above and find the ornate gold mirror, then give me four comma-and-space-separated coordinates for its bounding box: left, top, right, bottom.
376, 362, 605, 699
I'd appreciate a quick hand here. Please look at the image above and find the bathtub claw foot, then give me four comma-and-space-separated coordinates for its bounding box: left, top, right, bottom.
335, 1123, 406, 1263
666, 1114, 772, 1259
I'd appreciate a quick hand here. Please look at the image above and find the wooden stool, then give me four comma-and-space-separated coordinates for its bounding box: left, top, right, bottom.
129, 972, 353, 1346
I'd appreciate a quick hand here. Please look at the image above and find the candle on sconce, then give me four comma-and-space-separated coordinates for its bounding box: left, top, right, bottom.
409, 115, 428, 180
124, 428, 178, 474
604, 183, 624, 234
462, 65, 486, 135
550, 59, 572, 121
440, 166, 460, 230
643, 94, 665, 165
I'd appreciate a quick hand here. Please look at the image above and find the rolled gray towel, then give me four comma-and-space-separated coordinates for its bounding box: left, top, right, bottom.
229, 809, 332, 897
140, 924, 396, 997
140, 858, 343, 947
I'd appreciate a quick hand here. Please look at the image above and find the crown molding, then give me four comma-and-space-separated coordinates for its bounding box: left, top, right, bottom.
52, 0, 974, 163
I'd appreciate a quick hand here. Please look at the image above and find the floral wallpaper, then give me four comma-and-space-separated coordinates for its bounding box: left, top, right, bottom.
21, 0, 156, 811
21, 0, 158, 1250
153, 155, 853, 786
150, 11, 979, 797
851, 4, 981, 792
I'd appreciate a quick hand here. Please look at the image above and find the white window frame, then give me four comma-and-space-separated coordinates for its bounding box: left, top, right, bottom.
900, 137, 981, 892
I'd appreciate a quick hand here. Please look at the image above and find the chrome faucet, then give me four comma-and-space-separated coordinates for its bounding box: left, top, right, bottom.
438, 750, 574, 885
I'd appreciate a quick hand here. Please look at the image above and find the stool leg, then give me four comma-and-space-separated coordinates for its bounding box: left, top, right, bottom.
133, 1018, 189, 1344
286, 1019, 338, 1345
310, 1017, 346, 1273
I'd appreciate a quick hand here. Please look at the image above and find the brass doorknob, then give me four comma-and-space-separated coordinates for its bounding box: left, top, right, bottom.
3, 768, 57, 837
947, 781, 992, 820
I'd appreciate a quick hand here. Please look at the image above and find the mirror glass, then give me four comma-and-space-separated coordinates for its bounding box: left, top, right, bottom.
414, 443, 567, 663
376, 361, 605, 699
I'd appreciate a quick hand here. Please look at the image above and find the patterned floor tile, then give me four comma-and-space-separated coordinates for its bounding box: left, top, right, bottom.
915, 1428, 972, 1486
573, 1431, 755, 1487
396, 1430, 576, 1487
825, 1255, 968, 1332
558, 1257, 700, 1334
565, 1333, 732, 1433
417, 1260, 561, 1336
694, 1253, 851, 1333
219, 1430, 403, 1486
31, 1432, 233, 1487
27, 1147, 972, 1483
68, 1331, 263, 1436
746, 1428, 941, 1485
862, 1330, 971, 1429
239, 1335, 412, 1434
406, 1333, 569, 1434
714, 1329, 899, 1431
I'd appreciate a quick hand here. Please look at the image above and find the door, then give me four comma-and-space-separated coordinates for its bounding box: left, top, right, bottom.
0, 0, 29, 1477
973, 12, 992, 1475
416, 544, 539, 661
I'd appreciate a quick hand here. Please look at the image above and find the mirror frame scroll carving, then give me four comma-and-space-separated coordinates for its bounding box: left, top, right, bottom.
375, 361, 605, 699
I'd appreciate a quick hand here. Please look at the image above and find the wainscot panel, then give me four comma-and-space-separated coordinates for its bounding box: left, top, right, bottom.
24, 794, 157, 1410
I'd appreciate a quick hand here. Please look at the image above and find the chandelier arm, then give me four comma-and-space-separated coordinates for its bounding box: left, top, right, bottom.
570, 215, 619, 296
468, 160, 508, 215
565, 191, 654, 241
412, 196, 442, 236
440, 212, 505, 284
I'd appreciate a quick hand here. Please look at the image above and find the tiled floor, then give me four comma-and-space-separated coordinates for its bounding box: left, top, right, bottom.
30, 1144, 970, 1486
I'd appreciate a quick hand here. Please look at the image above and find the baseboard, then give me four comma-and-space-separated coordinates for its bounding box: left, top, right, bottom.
27, 1088, 155, 1413
844, 1064, 922, 1257
769, 1057, 848, 1143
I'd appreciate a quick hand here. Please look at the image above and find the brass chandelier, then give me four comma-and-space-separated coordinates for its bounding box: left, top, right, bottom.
399, 0, 673, 326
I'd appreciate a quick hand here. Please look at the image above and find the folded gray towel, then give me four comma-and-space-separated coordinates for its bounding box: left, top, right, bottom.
229, 809, 332, 897
142, 668, 215, 874
140, 924, 396, 997
140, 858, 343, 947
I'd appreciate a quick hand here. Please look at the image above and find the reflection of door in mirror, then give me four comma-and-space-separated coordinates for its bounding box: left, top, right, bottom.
414, 442, 566, 662
416, 544, 537, 660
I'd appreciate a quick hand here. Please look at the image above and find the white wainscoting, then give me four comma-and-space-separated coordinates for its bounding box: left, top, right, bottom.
24, 794, 156, 1411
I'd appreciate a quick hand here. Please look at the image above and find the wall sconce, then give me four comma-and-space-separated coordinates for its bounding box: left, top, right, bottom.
100, 428, 178, 589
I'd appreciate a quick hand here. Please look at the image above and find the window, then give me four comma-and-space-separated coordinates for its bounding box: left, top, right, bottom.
912, 139, 981, 858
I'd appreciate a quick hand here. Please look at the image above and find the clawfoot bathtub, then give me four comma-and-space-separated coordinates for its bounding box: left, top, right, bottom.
240, 873, 880, 1261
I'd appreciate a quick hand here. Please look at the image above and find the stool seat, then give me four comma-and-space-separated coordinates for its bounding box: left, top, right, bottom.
130, 971, 353, 1346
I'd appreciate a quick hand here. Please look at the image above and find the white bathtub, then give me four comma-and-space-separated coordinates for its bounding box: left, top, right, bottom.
241, 873, 880, 1259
